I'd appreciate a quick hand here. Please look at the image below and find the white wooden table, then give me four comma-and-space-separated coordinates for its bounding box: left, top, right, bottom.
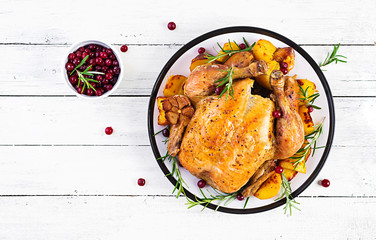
0, 0, 375, 239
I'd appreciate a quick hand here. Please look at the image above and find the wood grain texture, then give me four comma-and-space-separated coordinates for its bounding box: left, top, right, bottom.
0, 0, 375, 44
0, 196, 374, 239
1, 45, 376, 96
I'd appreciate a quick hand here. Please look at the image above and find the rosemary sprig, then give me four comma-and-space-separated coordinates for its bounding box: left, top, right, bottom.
319, 43, 347, 69
276, 172, 300, 216
186, 188, 237, 211
153, 126, 169, 136
157, 151, 187, 198
69, 55, 104, 94
215, 66, 235, 102
289, 119, 325, 168
299, 85, 321, 110
205, 38, 255, 63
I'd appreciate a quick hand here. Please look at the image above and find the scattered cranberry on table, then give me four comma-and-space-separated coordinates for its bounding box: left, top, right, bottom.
105, 127, 113, 135
197, 179, 206, 188
320, 179, 330, 187
120, 45, 128, 52
138, 178, 146, 186
167, 22, 176, 30
198, 47, 205, 54
66, 43, 120, 96
236, 193, 244, 201
272, 110, 282, 118
239, 43, 246, 50
308, 106, 314, 113
275, 166, 283, 174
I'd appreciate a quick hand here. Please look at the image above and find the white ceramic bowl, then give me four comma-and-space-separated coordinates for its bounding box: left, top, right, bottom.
62, 40, 124, 99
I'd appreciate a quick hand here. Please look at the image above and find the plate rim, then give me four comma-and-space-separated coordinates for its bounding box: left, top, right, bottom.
147, 26, 335, 214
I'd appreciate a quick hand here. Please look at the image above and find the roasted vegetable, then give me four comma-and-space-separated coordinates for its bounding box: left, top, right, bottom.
279, 140, 311, 173
299, 105, 315, 135
253, 39, 277, 63
254, 172, 282, 200
190, 54, 214, 72
157, 97, 169, 126
283, 169, 298, 181
216, 42, 240, 63
162, 95, 194, 125
163, 75, 187, 97
273, 47, 295, 72
255, 60, 280, 90
297, 79, 317, 106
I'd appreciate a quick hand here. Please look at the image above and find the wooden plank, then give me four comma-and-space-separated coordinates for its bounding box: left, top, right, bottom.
0, 0, 375, 44
0, 145, 374, 196
0, 196, 373, 239
1, 45, 375, 96
0, 97, 374, 146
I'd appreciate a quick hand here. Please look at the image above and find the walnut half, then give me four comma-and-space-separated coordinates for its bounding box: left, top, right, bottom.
162, 95, 194, 125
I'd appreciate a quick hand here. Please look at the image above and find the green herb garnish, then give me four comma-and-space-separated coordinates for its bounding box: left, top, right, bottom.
299, 85, 321, 110
205, 38, 255, 63
276, 172, 300, 216
215, 66, 235, 102
319, 43, 347, 69
70, 55, 104, 94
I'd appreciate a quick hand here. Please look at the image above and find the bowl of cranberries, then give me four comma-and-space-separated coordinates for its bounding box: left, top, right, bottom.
63, 40, 123, 98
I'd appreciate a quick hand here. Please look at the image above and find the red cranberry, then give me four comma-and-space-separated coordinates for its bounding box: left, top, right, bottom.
95, 46, 102, 52
112, 60, 119, 66
236, 193, 244, 201
89, 52, 95, 58
86, 89, 94, 96
96, 75, 103, 81
72, 58, 81, 66
162, 128, 169, 137
107, 69, 114, 75
95, 57, 103, 65
275, 166, 283, 174
77, 87, 83, 94
113, 66, 121, 74
105, 59, 112, 66
109, 54, 116, 60
69, 75, 78, 85
82, 52, 89, 59
198, 47, 205, 54
102, 79, 109, 85
88, 44, 96, 50
281, 68, 288, 74
88, 58, 96, 66
65, 62, 74, 71
308, 106, 314, 113
239, 43, 246, 50
321, 179, 330, 187
106, 49, 113, 55
105, 126, 113, 135
95, 52, 100, 57
120, 45, 128, 52
167, 22, 176, 30
95, 88, 104, 96
100, 52, 107, 59
95, 66, 102, 71
90, 83, 96, 88
138, 178, 145, 186
215, 86, 224, 95
79, 47, 85, 52
281, 62, 288, 69
79, 64, 87, 71
105, 72, 113, 80
75, 51, 82, 59
197, 180, 206, 188
110, 78, 118, 85
105, 84, 113, 91
68, 53, 76, 60
102, 66, 109, 72
273, 110, 282, 118
84, 48, 91, 53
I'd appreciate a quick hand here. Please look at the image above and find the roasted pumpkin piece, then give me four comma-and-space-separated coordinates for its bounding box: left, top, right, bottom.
157, 96, 169, 126
163, 75, 187, 97
253, 39, 277, 63
299, 105, 315, 135
255, 60, 280, 90
190, 54, 215, 72
254, 172, 282, 200
283, 168, 298, 181
279, 140, 311, 173
163, 95, 194, 125
297, 79, 317, 106
273, 47, 295, 72
216, 42, 240, 63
